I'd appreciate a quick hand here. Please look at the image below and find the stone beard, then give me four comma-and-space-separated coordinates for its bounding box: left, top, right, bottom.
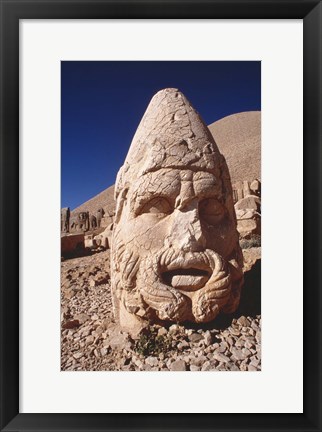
111, 88, 244, 332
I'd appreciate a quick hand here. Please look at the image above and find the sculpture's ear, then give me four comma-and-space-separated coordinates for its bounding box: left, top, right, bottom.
114, 165, 130, 224
219, 154, 236, 222
114, 188, 128, 224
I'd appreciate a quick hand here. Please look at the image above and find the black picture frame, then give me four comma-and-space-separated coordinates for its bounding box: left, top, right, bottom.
1, 1, 321, 431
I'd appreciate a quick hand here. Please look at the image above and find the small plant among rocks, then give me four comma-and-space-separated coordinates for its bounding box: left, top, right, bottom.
240, 234, 261, 249
134, 326, 171, 357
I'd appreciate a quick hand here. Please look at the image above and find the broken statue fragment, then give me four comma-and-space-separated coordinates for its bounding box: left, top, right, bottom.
111, 88, 244, 333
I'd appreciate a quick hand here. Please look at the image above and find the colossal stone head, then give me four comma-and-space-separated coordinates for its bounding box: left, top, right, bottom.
111, 88, 243, 333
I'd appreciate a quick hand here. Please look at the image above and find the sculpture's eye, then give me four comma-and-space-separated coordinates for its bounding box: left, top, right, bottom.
199, 198, 226, 225
139, 197, 172, 217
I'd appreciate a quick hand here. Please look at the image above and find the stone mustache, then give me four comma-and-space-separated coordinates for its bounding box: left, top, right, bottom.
111, 88, 244, 333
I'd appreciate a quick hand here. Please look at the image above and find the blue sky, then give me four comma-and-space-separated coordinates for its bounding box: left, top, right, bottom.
61, 61, 261, 210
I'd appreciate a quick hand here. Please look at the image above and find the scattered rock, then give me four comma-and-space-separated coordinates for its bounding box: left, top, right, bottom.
169, 324, 181, 333
213, 352, 230, 363
188, 333, 203, 343
190, 355, 208, 367
247, 364, 258, 371
203, 331, 213, 346
73, 352, 83, 359
231, 347, 245, 360
145, 356, 159, 367
238, 316, 250, 327
170, 360, 187, 371
201, 361, 212, 371
100, 347, 108, 356
64, 289, 75, 299
63, 319, 80, 329
74, 313, 90, 324
158, 327, 168, 337
108, 332, 129, 349
190, 365, 200, 371
177, 340, 189, 350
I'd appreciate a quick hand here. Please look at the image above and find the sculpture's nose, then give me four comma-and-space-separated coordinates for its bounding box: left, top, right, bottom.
169, 200, 206, 252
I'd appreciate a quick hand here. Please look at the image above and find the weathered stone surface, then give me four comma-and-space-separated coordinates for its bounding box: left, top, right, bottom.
188, 333, 204, 343
170, 359, 187, 371
190, 364, 200, 371
250, 179, 261, 196
61, 233, 85, 258
70, 211, 90, 233
203, 330, 213, 346
96, 208, 105, 228
177, 340, 189, 350
157, 327, 168, 337
61, 207, 70, 233
63, 319, 80, 329
201, 360, 212, 371
213, 351, 230, 363
234, 195, 261, 212
111, 88, 244, 333
231, 347, 246, 361
74, 313, 90, 324
238, 316, 250, 327
236, 209, 260, 220
73, 351, 84, 359
108, 332, 129, 349
190, 355, 208, 367
145, 356, 159, 367
247, 364, 258, 371
84, 234, 95, 248
94, 223, 113, 249
234, 194, 261, 238
237, 219, 260, 238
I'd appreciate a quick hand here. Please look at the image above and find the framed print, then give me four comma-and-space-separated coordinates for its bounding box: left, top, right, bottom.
60, 60, 262, 374
1, 1, 321, 431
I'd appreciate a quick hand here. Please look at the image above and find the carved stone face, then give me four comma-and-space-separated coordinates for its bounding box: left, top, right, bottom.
111, 88, 243, 332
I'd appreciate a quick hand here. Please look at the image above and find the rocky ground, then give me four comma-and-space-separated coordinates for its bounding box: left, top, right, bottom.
61, 247, 261, 372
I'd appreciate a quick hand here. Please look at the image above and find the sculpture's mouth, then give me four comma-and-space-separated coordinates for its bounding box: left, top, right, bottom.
161, 268, 210, 291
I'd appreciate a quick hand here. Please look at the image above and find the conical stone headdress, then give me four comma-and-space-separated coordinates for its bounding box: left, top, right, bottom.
115, 88, 229, 200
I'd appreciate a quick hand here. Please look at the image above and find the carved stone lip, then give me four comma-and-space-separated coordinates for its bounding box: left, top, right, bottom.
161, 268, 210, 291
163, 256, 210, 273
159, 254, 212, 291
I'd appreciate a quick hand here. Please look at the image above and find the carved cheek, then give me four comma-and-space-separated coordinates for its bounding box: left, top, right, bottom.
206, 219, 238, 257
125, 215, 170, 252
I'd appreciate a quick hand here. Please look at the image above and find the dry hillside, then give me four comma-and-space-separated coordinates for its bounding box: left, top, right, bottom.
71, 111, 261, 215
208, 111, 261, 183
72, 185, 115, 217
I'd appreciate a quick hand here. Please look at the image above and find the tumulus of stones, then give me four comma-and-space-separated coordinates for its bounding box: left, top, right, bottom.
208, 111, 261, 183
71, 185, 115, 219
111, 88, 244, 334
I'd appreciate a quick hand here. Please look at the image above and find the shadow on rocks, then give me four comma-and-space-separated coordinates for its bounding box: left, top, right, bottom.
237, 258, 261, 317
182, 258, 261, 331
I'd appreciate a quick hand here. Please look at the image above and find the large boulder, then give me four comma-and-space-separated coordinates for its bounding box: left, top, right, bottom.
61, 233, 85, 258
234, 195, 261, 239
